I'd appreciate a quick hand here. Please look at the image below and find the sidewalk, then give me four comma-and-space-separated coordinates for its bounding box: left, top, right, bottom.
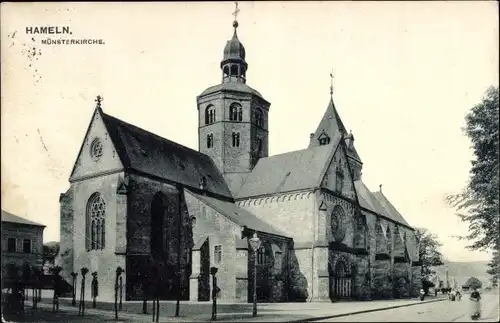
27, 296, 447, 322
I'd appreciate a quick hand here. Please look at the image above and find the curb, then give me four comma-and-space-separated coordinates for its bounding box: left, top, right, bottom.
289, 298, 448, 322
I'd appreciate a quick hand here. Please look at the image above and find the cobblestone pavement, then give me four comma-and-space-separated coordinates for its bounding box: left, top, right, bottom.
317, 294, 500, 322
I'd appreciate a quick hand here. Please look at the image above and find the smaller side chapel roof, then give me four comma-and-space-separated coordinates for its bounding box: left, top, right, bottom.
187, 190, 289, 238
372, 191, 412, 228
355, 180, 412, 228
235, 144, 335, 199
97, 110, 233, 199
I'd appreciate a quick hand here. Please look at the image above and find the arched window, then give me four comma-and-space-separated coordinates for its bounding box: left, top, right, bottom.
335, 166, 344, 193
254, 108, 264, 127
232, 132, 240, 147
206, 134, 213, 148
87, 193, 106, 251
229, 103, 243, 122
205, 105, 216, 125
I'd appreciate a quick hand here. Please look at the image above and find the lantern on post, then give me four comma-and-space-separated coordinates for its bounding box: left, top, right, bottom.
249, 233, 262, 317
71, 272, 78, 307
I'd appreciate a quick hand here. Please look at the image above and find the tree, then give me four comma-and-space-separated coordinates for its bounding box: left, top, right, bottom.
486, 250, 499, 287
415, 227, 444, 279
446, 86, 500, 251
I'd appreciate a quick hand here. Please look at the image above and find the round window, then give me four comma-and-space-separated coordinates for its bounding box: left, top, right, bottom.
90, 138, 103, 161
331, 205, 346, 242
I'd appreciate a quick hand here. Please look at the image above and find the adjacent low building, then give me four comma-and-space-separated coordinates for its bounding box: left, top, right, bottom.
1, 210, 46, 278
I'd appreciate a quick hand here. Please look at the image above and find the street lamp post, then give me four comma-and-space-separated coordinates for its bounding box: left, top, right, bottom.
249, 233, 262, 317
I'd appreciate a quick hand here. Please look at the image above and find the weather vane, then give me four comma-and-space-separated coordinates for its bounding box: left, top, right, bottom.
329, 69, 334, 96
233, 2, 240, 21
95, 95, 103, 108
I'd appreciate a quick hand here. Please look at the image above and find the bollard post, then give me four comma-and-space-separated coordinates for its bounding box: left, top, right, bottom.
115, 267, 124, 320
79, 267, 89, 316
91, 272, 98, 309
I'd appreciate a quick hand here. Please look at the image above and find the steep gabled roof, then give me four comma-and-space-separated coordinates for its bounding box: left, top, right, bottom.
309, 97, 347, 148
372, 191, 411, 228
2, 210, 46, 227
354, 181, 412, 228
187, 190, 288, 238
354, 181, 389, 216
235, 144, 334, 199
98, 109, 232, 199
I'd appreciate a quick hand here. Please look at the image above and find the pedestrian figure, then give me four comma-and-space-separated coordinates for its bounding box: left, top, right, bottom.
51, 266, 62, 312
419, 288, 425, 301
469, 287, 481, 320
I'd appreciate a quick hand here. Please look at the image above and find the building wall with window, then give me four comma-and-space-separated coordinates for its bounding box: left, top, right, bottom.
63, 173, 127, 302
197, 91, 270, 193
185, 190, 248, 301
1, 211, 45, 278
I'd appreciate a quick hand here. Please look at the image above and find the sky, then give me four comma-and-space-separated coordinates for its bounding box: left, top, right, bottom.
1, 1, 498, 262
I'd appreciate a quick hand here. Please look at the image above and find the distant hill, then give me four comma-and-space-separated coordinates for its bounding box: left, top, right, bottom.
430, 260, 490, 288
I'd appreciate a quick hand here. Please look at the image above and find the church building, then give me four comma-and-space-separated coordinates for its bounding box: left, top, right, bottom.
57, 14, 422, 303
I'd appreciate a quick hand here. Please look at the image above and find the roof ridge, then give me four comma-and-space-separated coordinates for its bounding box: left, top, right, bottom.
264, 144, 331, 160
1, 210, 46, 227
101, 112, 208, 158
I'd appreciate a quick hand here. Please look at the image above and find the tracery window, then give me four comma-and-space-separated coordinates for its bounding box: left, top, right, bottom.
230, 103, 243, 122
205, 105, 216, 125
87, 193, 106, 251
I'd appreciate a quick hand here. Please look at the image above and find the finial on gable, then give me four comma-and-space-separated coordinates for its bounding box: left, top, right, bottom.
95, 95, 103, 109
379, 184, 382, 192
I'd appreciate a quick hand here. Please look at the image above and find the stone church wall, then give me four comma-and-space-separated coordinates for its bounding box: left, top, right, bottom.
57, 187, 74, 283
69, 172, 127, 302
126, 175, 191, 300
237, 191, 315, 301
237, 191, 316, 244
184, 191, 244, 301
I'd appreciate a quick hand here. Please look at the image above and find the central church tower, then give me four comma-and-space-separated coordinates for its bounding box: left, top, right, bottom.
197, 14, 271, 194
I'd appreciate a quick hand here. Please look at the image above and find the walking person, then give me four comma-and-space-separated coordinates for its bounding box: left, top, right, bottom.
469, 288, 481, 320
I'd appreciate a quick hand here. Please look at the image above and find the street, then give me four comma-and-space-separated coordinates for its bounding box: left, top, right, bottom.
317, 294, 499, 322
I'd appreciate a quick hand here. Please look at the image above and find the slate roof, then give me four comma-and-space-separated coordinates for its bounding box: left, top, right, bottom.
1, 210, 46, 227
187, 190, 289, 238
354, 180, 412, 228
99, 110, 233, 199
372, 191, 411, 228
235, 144, 335, 199
199, 82, 266, 102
